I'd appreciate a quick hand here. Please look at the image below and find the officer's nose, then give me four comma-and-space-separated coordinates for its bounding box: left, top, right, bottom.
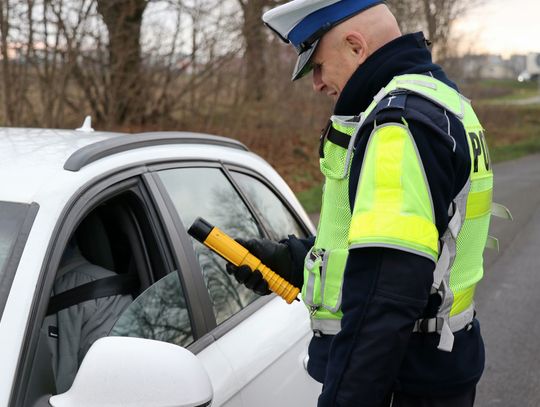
312, 65, 325, 93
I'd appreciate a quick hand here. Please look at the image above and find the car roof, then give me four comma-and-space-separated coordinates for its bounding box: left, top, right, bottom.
0, 127, 252, 204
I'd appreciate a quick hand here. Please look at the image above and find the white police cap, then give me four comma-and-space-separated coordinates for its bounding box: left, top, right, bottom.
263, 0, 383, 81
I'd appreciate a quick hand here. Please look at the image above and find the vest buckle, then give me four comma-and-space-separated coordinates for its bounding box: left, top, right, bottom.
319, 120, 332, 158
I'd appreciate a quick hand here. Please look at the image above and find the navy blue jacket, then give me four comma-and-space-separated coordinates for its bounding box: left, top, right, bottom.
302, 33, 485, 407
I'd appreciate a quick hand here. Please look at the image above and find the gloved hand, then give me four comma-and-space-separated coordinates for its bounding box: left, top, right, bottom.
226, 237, 303, 296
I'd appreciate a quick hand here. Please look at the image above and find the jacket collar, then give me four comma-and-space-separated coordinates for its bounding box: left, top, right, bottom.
334, 32, 456, 116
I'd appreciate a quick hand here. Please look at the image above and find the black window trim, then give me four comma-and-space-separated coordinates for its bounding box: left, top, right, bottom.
0, 202, 39, 321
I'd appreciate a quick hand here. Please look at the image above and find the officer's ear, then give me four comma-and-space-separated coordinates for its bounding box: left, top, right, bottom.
344, 31, 369, 66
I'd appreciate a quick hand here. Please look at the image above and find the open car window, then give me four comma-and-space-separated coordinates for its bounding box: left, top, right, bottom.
110, 271, 193, 347
24, 185, 179, 403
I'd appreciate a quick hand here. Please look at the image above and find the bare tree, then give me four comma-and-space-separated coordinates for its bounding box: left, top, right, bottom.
0, 0, 15, 124
96, 0, 148, 127
387, 0, 482, 60
237, 0, 268, 102
386, 0, 424, 35
0, 1, 33, 125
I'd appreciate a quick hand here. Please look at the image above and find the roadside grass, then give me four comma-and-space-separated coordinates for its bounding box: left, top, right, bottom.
462, 79, 540, 102
297, 79, 540, 213
490, 136, 540, 162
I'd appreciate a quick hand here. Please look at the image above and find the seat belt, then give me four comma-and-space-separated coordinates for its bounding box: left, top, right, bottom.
46, 273, 139, 316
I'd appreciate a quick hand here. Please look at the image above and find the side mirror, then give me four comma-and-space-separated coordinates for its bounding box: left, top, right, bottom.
49, 336, 213, 407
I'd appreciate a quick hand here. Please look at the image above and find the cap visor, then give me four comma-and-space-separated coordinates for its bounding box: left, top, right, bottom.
291, 39, 319, 81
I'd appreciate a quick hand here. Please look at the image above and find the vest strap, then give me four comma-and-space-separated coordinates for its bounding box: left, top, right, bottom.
430, 179, 470, 351
413, 303, 475, 334
311, 318, 341, 335
438, 319, 455, 352
303, 247, 325, 308
492, 202, 513, 220
327, 126, 352, 149
486, 236, 499, 251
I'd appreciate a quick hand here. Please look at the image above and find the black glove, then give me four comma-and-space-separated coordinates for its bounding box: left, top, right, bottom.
226, 237, 303, 296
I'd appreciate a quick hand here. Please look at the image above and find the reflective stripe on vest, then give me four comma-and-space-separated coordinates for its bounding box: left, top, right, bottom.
349, 123, 439, 262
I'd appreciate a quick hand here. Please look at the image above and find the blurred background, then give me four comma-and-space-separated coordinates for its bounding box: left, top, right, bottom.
0, 0, 538, 210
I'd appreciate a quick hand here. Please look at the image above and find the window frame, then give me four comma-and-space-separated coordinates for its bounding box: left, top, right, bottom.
11, 167, 203, 406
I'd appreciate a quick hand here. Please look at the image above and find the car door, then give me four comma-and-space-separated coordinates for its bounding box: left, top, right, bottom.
153, 163, 321, 407
15, 172, 227, 406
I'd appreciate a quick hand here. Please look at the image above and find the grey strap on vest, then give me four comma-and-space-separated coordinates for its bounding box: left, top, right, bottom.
427, 180, 470, 352
311, 318, 341, 335
484, 203, 511, 252
491, 202, 513, 220
486, 236, 500, 251
303, 247, 325, 308
413, 304, 475, 333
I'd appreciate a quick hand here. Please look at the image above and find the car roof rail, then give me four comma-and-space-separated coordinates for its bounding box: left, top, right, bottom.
64, 132, 249, 172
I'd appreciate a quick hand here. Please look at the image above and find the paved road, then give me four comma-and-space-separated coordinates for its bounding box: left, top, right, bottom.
476, 154, 540, 407
308, 154, 540, 405
507, 95, 540, 105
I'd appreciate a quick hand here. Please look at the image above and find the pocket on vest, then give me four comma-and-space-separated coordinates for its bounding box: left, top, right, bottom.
302, 250, 323, 307
321, 249, 348, 313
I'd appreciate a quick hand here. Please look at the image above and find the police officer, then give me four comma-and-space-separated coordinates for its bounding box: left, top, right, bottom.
227, 1, 509, 406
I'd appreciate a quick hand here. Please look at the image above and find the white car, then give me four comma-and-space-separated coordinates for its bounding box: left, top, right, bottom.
0, 124, 321, 406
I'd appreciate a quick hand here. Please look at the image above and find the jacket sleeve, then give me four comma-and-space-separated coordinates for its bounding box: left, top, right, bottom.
317, 121, 451, 406
283, 235, 315, 288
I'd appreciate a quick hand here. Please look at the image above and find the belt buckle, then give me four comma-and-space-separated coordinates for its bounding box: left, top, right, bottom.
419, 318, 430, 333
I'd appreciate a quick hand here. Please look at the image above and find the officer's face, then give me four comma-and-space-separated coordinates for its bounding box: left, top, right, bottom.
311, 30, 366, 100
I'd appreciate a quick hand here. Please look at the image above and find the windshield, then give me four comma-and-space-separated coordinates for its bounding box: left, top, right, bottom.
0, 201, 32, 318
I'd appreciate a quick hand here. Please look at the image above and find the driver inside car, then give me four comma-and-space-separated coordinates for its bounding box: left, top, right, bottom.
43, 239, 132, 393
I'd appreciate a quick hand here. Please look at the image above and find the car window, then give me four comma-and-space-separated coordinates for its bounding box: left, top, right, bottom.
158, 167, 262, 325
0, 201, 32, 318
110, 271, 193, 346
230, 171, 306, 240
0, 201, 30, 274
